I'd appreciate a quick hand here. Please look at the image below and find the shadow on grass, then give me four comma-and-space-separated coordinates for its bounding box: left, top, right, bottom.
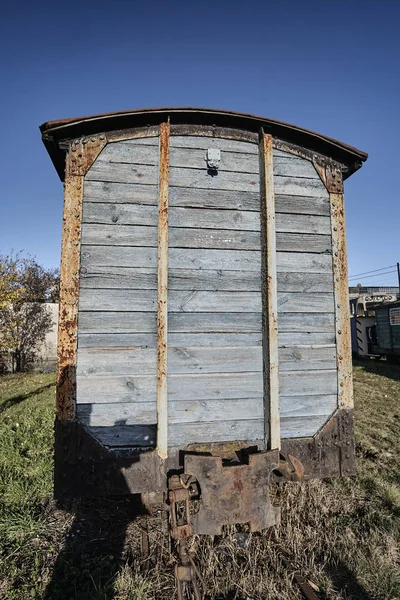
43, 495, 147, 600
353, 358, 400, 382
0, 382, 55, 414
323, 558, 373, 600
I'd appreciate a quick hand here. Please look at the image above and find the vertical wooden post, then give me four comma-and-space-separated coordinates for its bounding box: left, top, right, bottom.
259, 131, 280, 450
157, 121, 170, 459
56, 166, 84, 421
330, 185, 353, 408
56, 135, 106, 422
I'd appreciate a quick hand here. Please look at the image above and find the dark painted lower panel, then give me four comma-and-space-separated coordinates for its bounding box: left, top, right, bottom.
54, 408, 355, 498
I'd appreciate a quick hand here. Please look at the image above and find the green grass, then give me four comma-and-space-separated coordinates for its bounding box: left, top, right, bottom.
0, 363, 399, 599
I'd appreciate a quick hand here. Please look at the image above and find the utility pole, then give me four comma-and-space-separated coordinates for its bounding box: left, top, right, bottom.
397, 262, 400, 298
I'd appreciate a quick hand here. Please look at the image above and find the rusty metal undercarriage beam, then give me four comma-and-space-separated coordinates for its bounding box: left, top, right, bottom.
54, 408, 355, 499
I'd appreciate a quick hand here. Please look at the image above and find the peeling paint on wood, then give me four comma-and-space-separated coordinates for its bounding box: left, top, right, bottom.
56, 165, 84, 420
331, 184, 353, 408
157, 121, 170, 459
260, 131, 280, 450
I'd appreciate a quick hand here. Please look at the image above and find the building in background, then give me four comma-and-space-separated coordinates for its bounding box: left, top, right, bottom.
349, 287, 399, 358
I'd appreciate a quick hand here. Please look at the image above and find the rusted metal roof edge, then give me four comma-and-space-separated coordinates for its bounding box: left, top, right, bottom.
40, 107, 368, 181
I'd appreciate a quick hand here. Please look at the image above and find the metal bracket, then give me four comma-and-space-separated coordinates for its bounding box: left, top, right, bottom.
206, 148, 221, 171
67, 134, 107, 177
185, 450, 280, 535
313, 158, 344, 193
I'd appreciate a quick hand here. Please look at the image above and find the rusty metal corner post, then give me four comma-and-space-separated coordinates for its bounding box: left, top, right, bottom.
157, 121, 170, 459
330, 177, 353, 409
56, 135, 107, 421
259, 130, 280, 450
308, 159, 352, 409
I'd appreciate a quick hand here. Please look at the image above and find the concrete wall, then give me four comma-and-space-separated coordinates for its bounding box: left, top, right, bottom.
34, 302, 58, 371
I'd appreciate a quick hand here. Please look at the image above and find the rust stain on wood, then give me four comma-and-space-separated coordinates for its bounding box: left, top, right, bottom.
56, 169, 83, 420
157, 120, 170, 459
330, 182, 353, 408
259, 131, 280, 450
107, 125, 160, 143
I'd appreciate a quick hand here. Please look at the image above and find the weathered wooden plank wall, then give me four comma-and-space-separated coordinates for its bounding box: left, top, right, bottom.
273, 149, 337, 437
76, 137, 160, 443
76, 133, 339, 449
165, 135, 264, 446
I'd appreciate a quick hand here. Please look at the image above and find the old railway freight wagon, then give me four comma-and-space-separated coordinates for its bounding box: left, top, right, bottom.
41, 108, 367, 534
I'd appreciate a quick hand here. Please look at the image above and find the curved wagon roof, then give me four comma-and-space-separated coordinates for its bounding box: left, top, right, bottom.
40, 107, 368, 181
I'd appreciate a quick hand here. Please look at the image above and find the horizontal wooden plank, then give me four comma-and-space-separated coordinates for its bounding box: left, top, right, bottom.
78, 310, 335, 335
77, 347, 157, 377
276, 213, 331, 235
170, 135, 258, 154
169, 226, 262, 250
277, 272, 333, 293
78, 332, 262, 348
78, 397, 264, 427
77, 375, 156, 403
169, 167, 260, 193
78, 311, 262, 334
84, 204, 260, 230
169, 147, 259, 173
78, 332, 336, 350
83, 181, 159, 204
78, 311, 157, 333
275, 194, 330, 216
278, 313, 335, 333
167, 345, 262, 374
276, 233, 331, 254
79, 289, 262, 312
170, 249, 261, 271
280, 394, 337, 418
278, 345, 337, 371
173, 311, 255, 334
89, 419, 264, 447
274, 175, 326, 198
86, 161, 158, 185
280, 415, 331, 439
80, 268, 158, 290
77, 346, 263, 377
80, 267, 261, 292
278, 332, 336, 346
170, 186, 260, 211
78, 333, 157, 348
277, 252, 332, 274
171, 419, 264, 445
280, 370, 338, 396
277, 293, 334, 313
118, 137, 159, 146
100, 143, 159, 166
83, 202, 158, 225
81, 245, 157, 268
79, 289, 156, 312
82, 223, 329, 254
90, 425, 157, 447
170, 207, 260, 231
77, 372, 263, 404
82, 224, 157, 247
273, 157, 319, 179
81, 246, 261, 271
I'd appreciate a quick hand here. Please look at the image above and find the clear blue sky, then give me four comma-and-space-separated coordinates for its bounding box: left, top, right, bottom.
0, 0, 399, 286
